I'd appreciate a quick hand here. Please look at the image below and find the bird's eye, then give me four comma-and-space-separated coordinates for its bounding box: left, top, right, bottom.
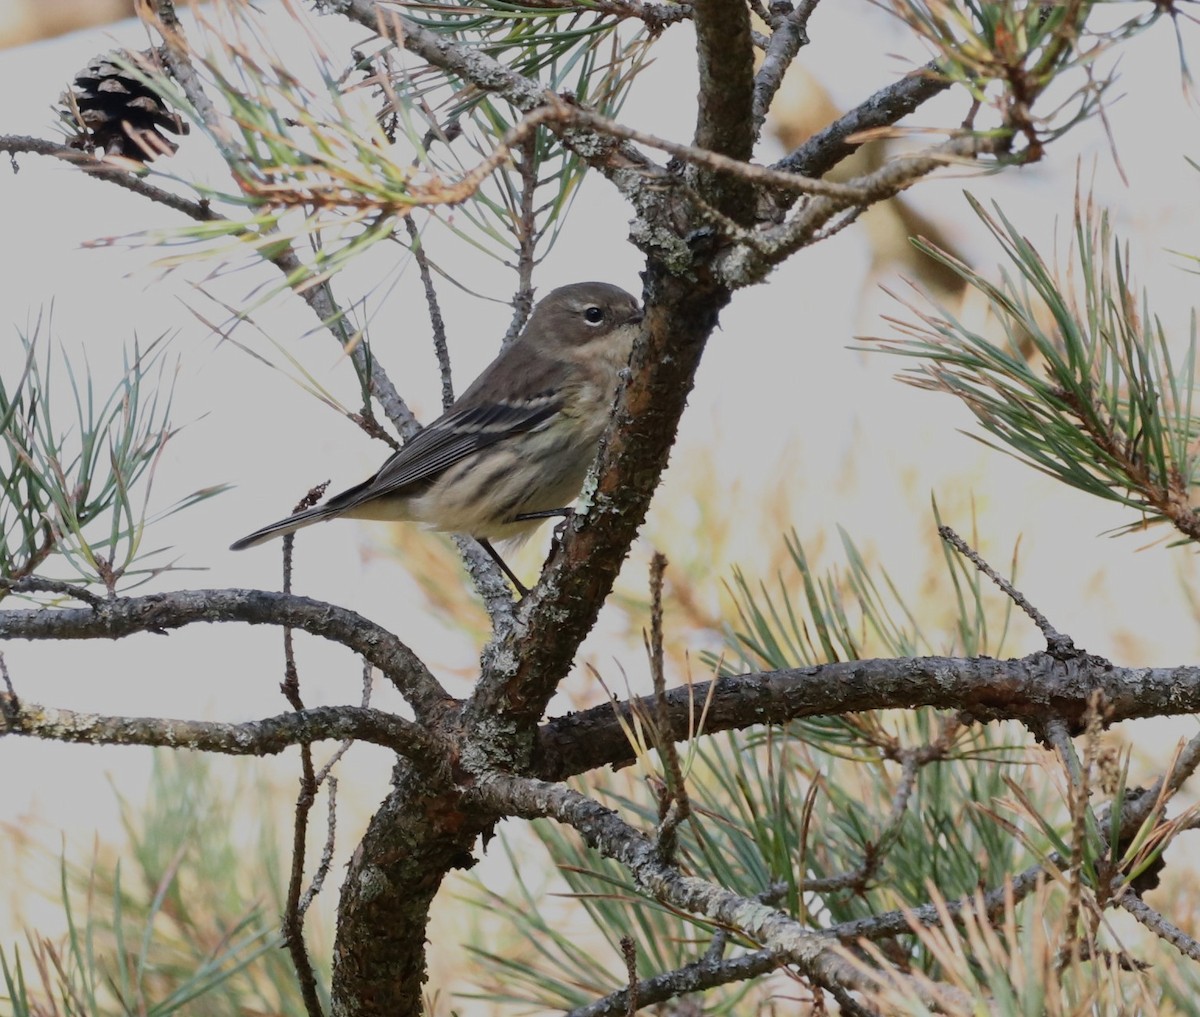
583, 306, 605, 325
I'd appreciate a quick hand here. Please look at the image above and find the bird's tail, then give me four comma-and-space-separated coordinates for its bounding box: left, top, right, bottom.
229, 504, 338, 550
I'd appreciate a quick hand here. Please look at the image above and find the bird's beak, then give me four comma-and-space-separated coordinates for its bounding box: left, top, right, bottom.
629, 308, 645, 325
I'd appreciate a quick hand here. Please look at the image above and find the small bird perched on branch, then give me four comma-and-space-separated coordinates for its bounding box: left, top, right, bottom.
231, 281, 643, 591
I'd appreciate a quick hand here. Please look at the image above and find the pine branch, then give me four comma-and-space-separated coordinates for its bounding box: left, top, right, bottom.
692, 0, 756, 221
752, 0, 821, 134
536, 654, 1200, 779
0, 589, 449, 720
473, 772, 984, 1013
773, 60, 952, 179
0, 696, 438, 762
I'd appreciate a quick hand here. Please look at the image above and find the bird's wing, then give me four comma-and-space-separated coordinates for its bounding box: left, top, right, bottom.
324, 393, 562, 511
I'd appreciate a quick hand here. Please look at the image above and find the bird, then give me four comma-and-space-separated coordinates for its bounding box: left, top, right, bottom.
230, 281, 643, 590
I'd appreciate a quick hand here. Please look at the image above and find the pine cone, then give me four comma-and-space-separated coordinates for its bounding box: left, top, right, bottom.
59, 49, 188, 164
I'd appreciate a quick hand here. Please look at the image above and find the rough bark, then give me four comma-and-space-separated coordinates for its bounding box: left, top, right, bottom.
331, 764, 487, 1016
535, 653, 1200, 779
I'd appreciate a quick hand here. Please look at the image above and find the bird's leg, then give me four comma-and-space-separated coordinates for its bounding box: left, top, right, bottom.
515, 507, 575, 542
512, 508, 572, 522
505, 509, 578, 587
478, 538, 528, 598
514, 508, 580, 578
478, 511, 573, 597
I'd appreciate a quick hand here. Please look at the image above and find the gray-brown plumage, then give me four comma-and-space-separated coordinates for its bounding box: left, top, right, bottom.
230, 282, 642, 551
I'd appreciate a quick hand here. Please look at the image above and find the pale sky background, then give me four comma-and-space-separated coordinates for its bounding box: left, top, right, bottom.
2, 0, 1200, 1004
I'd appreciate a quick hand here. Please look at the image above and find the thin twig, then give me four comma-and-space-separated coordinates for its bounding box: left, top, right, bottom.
880, 750, 920, 839
820, 983, 879, 1017
1107, 727, 1200, 841
724, 132, 1009, 286
746, 0, 773, 27
829, 862, 1046, 943
807, 203, 866, 245
566, 949, 781, 1017
279, 487, 328, 1017
1043, 717, 1087, 792
550, 101, 875, 201
800, 748, 923, 896
148, 0, 249, 175
701, 927, 728, 964
1118, 891, 1200, 961
405, 216, 455, 410
939, 524, 1076, 657
503, 133, 540, 346
315, 658, 374, 785
265, 236, 421, 439
646, 553, 689, 859
1043, 717, 1090, 948
1159, 728, 1200, 800
620, 936, 639, 1016
0, 576, 106, 607
0, 523, 57, 606
299, 775, 339, 919
0, 135, 217, 221
283, 774, 324, 1015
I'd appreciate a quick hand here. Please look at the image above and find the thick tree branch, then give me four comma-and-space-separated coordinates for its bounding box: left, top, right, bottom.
574, 844, 1052, 1015
332, 765, 489, 1016
692, 0, 756, 220
752, 0, 820, 135
0, 695, 439, 762
472, 772, 984, 1012
535, 654, 1200, 779
772, 60, 952, 179
0, 589, 450, 722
